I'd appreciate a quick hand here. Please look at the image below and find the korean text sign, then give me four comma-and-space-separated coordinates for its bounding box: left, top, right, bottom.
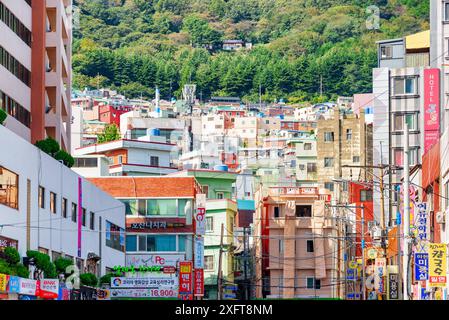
429, 243, 447, 287
414, 253, 429, 281
179, 262, 192, 294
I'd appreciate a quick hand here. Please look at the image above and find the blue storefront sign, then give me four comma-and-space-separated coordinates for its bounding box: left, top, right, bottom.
420, 288, 430, 300
8, 276, 20, 293
346, 269, 356, 281
414, 253, 429, 281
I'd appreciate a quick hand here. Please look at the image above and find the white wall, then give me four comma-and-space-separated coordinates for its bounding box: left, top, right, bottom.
128, 148, 171, 167
0, 125, 125, 275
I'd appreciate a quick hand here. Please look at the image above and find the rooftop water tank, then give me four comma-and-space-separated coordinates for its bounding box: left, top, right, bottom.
214, 165, 229, 172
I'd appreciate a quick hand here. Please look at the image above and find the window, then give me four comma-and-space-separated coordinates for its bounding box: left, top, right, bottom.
122, 199, 137, 215
0, 46, 31, 86
380, 45, 392, 59
206, 217, 214, 232
62, 198, 67, 218
205, 256, 214, 271
147, 199, 177, 216
324, 157, 334, 168
106, 221, 125, 252
296, 205, 312, 218
360, 190, 373, 202
71, 203, 77, 222
126, 235, 137, 251
0, 90, 30, 127
307, 277, 315, 289
307, 277, 321, 289
307, 240, 314, 253
217, 192, 224, 199
178, 199, 192, 216
82, 208, 86, 227
178, 235, 186, 252
324, 132, 334, 142
50, 192, 57, 214
39, 186, 45, 209
353, 156, 360, 163
146, 235, 176, 252
393, 113, 418, 132
90, 212, 95, 230
274, 206, 280, 218
0, 3, 31, 45
307, 163, 317, 173
202, 185, 209, 198
325, 182, 334, 191
304, 143, 312, 151
118, 155, 123, 164
394, 148, 419, 166
0, 166, 19, 209
393, 77, 417, 95
444, 2, 449, 21
279, 240, 284, 253
346, 129, 352, 140
150, 156, 159, 167
73, 158, 98, 168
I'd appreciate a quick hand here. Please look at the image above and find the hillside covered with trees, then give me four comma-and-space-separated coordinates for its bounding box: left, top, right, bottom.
72, 0, 429, 103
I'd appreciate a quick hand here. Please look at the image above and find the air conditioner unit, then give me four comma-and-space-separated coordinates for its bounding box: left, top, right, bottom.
436, 211, 446, 224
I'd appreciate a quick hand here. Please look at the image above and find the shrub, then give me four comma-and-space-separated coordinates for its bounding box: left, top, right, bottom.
26, 250, 58, 279
4, 247, 21, 265
35, 138, 60, 156
0, 259, 12, 275
80, 273, 98, 287
0, 108, 6, 125
54, 150, 75, 168
14, 264, 30, 278
54, 257, 74, 275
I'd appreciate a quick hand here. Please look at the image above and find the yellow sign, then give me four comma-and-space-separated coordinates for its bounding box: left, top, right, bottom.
429, 243, 447, 287
349, 261, 358, 269
0, 274, 7, 292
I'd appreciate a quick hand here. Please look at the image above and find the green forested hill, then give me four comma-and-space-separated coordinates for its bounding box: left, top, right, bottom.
72, 0, 429, 103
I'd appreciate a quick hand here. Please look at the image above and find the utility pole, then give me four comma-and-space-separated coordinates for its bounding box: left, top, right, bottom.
217, 223, 224, 300
403, 119, 410, 300
361, 204, 366, 301
243, 227, 248, 300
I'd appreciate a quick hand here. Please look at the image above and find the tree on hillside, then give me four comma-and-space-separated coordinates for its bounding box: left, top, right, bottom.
98, 124, 121, 143
183, 15, 223, 48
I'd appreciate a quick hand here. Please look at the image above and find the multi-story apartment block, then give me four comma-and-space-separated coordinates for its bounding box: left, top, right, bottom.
254, 186, 342, 299
0, 0, 72, 150
317, 108, 371, 203
373, 30, 430, 224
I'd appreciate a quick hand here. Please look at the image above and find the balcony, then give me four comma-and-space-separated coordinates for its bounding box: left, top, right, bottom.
109, 163, 178, 176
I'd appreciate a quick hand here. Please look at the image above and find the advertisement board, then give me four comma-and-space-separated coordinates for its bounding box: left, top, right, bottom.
179, 262, 192, 294
110, 277, 178, 289
110, 288, 177, 299
39, 279, 59, 299
97, 289, 111, 300
19, 278, 38, 296
424, 68, 440, 153
387, 273, 399, 300
195, 194, 207, 236
194, 269, 204, 296
429, 243, 447, 287
126, 254, 184, 268
414, 253, 429, 281
0, 274, 7, 292
194, 237, 204, 269
0, 236, 18, 250
7, 276, 20, 293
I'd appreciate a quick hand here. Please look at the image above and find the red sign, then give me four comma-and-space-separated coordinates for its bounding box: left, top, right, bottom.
0, 236, 18, 250
194, 269, 204, 296
163, 266, 176, 274
424, 68, 440, 153
178, 293, 193, 300
179, 262, 192, 294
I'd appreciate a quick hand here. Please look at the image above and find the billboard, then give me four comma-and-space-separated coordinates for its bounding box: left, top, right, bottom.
110, 288, 177, 299
19, 278, 38, 296
194, 237, 204, 269
110, 277, 178, 289
194, 269, 204, 296
39, 279, 59, 299
179, 262, 193, 294
429, 243, 447, 287
126, 254, 185, 268
424, 68, 440, 153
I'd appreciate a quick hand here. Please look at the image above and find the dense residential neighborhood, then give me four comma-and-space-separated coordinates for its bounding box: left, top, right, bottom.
0, 0, 447, 304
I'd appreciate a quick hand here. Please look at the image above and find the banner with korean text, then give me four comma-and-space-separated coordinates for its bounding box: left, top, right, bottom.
429, 243, 447, 287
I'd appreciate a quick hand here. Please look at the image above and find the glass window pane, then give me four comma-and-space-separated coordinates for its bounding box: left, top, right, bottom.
0, 166, 19, 209
138, 235, 147, 251
122, 199, 137, 215
146, 235, 156, 251
178, 235, 186, 252
126, 235, 137, 251
178, 199, 191, 216
394, 78, 404, 95
156, 235, 176, 251
147, 199, 177, 216
405, 78, 415, 94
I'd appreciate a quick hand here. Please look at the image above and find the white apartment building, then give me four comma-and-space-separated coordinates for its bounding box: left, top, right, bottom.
0, 125, 125, 276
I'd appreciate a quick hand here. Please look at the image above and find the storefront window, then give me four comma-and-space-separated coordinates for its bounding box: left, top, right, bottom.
178, 199, 192, 216
0, 166, 19, 209
146, 199, 177, 216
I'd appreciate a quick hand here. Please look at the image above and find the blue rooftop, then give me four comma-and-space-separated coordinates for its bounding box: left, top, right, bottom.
237, 199, 255, 211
